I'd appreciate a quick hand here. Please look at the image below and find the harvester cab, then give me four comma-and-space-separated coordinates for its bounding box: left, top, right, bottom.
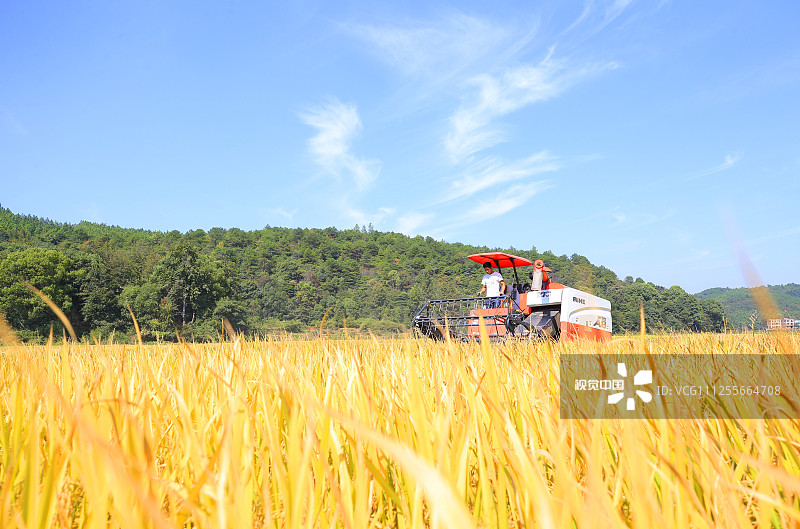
411, 252, 612, 341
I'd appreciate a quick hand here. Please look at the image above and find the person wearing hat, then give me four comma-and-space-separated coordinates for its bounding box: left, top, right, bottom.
477, 262, 505, 308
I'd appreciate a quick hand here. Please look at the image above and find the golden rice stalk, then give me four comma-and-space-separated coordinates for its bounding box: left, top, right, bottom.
125, 304, 143, 346
22, 281, 77, 342
328, 407, 478, 529
1, 333, 798, 528
221, 316, 237, 342
0, 311, 21, 346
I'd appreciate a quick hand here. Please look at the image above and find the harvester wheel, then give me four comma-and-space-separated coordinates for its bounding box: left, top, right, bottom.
510, 321, 553, 341
511, 321, 531, 338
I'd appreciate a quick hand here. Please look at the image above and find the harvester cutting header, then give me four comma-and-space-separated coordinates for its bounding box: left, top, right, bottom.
412, 252, 612, 341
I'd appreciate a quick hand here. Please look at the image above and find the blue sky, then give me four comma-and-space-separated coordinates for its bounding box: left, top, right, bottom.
2, 0, 798, 293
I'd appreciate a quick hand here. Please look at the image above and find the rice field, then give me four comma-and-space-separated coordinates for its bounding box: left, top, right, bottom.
1, 331, 799, 528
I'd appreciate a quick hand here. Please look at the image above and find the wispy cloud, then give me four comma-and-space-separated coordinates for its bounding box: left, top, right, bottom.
744, 224, 800, 247
559, 0, 643, 47
270, 207, 298, 221
339, 5, 636, 235
400, 167, 555, 238
687, 153, 742, 180
445, 51, 620, 163
444, 151, 560, 202
433, 3, 635, 165
612, 211, 628, 225
347, 12, 538, 89
298, 97, 391, 231
467, 181, 553, 220
693, 55, 800, 105
300, 97, 381, 189
609, 207, 677, 229
429, 180, 553, 237
395, 212, 435, 235
607, 0, 637, 23
343, 206, 395, 228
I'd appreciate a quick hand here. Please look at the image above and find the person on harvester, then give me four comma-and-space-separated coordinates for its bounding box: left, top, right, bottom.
477, 262, 505, 308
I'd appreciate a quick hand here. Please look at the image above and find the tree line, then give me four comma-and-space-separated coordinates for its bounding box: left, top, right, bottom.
0, 206, 726, 341
695, 284, 800, 329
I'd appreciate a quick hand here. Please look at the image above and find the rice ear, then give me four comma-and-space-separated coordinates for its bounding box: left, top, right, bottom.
126, 304, 143, 346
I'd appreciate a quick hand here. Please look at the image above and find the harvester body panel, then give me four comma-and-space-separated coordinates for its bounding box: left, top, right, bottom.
527, 287, 612, 341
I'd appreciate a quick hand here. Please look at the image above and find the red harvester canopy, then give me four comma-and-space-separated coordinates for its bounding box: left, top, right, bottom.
467, 252, 533, 269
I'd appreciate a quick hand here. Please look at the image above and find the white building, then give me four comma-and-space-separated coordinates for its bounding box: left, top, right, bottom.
766, 318, 798, 330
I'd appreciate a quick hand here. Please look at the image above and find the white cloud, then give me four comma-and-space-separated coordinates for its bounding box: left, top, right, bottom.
467, 181, 553, 220
608, 208, 677, 230
300, 98, 381, 189
445, 151, 560, 202
395, 212, 435, 235
445, 52, 620, 164
302, 100, 360, 158
745, 224, 800, 247
270, 207, 297, 221
346, 7, 629, 171
343, 205, 395, 228
348, 13, 537, 86
608, 0, 636, 20
559, 0, 641, 45
337, 6, 635, 236
687, 153, 742, 180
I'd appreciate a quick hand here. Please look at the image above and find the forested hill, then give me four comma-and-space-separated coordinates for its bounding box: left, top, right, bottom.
0, 206, 725, 341
695, 284, 800, 329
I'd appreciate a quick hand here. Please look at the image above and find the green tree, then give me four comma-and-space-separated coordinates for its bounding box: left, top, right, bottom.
120, 282, 173, 334
149, 244, 229, 328
700, 298, 726, 331
77, 243, 138, 331
0, 205, 745, 337
213, 298, 250, 330
0, 248, 83, 337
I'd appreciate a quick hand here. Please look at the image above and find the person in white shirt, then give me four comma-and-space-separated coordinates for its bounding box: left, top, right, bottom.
477, 263, 505, 308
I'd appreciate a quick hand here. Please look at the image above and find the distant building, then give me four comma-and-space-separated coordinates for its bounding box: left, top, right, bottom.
766, 318, 798, 330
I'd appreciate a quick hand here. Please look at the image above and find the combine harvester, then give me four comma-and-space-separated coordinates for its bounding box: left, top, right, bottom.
412, 252, 612, 341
